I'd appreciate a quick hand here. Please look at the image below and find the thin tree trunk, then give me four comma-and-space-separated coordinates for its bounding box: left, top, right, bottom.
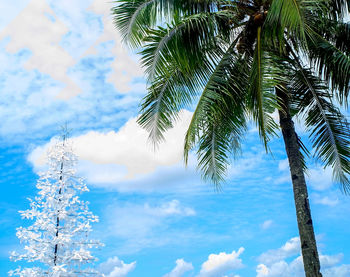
54, 135, 66, 266
276, 88, 322, 277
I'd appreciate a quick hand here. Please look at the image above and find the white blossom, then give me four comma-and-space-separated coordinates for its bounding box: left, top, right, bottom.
10, 133, 103, 276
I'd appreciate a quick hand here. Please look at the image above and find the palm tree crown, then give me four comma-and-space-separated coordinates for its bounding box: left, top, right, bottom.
112, 0, 350, 276
113, 0, 350, 189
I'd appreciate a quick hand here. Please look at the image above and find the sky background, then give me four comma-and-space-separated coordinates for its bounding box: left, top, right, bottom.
0, 1, 350, 276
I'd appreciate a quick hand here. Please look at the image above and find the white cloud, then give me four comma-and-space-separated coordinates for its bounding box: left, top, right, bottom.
273, 161, 338, 188
320, 253, 343, 267
256, 256, 304, 277
99, 256, 136, 277
307, 166, 333, 191
107, 200, 195, 238
29, 110, 193, 188
0, 0, 149, 141
256, 254, 350, 277
273, 174, 291, 185
163, 259, 194, 277
0, 47, 141, 142
275, 159, 336, 189
0, 0, 29, 30
257, 237, 300, 265
228, 152, 265, 179
197, 248, 244, 277
149, 199, 196, 217
260, 220, 273, 230
102, 200, 195, 253
0, 0, 79, 99
322, 264, 350, 277
274, 159, 291, 184
47, 0, 103, 58
256, 237, 350, 277
312, 193, 339, 206
0, 0, 144, 100
87, 0, 144, 93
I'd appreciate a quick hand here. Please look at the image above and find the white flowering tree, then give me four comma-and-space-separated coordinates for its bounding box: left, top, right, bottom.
10, 132, 102, 276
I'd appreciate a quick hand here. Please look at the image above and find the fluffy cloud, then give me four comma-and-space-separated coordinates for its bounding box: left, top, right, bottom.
322, 264, 350, 277
0, 0, 143, 99
87, 0, 144, 93
197, 248, 244, 277
163, 259, 194, 277
256, 257, 304, 277
0, 0, 146, 142
29, 110, 194, 190
99, 256, 136, 277
73, 111, 191, 178
257, 237, 300, 265
307, 166, 333, 191
0, 0, 80, 99
256, 238, 350, 277
47, 0, 103, 59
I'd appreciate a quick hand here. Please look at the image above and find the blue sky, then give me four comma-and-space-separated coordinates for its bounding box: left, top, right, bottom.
1, 1, 350, 276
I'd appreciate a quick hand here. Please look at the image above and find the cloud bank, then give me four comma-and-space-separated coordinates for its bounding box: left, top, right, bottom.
28, 110, 196, 192
256, 237, 350, 277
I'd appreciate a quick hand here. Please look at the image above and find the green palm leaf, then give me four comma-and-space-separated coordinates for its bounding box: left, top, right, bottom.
184, 38, 246, 162
112, 0, 159, 47
196, 118, 243, 187
306, 28, 350, 104
137, 64, 197, 144
184, 39, 247, 184
266, 0, 306, 47
112, 0, 224, 47
248, 27, 280, 150
290, 65, 350, 192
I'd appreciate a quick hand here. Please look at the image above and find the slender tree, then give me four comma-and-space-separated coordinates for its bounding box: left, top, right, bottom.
9, 132, 102, 276
112, 0, 350, 276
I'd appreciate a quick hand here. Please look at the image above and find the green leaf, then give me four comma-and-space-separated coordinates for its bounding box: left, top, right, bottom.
306, 28, 350, 104
248, 27, 279, 150
289, 66, 350, 192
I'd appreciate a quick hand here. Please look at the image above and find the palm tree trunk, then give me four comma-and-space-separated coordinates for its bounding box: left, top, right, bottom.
276, 88, 322, 277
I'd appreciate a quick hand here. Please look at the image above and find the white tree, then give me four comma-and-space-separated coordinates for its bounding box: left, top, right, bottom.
10, 132, 103, 276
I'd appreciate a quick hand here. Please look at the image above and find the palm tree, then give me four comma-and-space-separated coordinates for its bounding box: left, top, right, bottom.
111, 0, 350, 276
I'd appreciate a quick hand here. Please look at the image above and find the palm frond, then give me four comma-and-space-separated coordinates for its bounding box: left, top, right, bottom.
184, 38, 247, 164
140, 11, 228, 81
137, 64, 197, 145
289, 64, 350, 192
112, 0, 160, 47
196, 119, 240, 188
306, 27, 350, 105
194, 74, 247, 187
137, 9, 243, 147
112, 0, 224, 47
311, 19, 350, 54
183, 40, 247, 185
248, 28, 280, 150
266, 0, 306, 48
